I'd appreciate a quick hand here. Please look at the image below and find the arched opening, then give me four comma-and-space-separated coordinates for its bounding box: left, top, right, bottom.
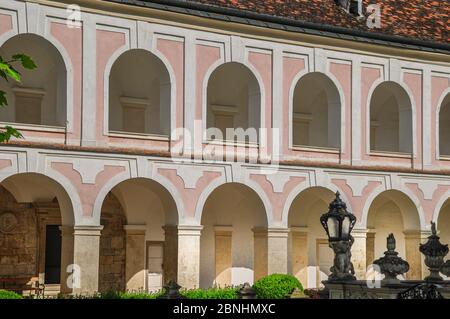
0, 173, 74, 296
439, 93, 450, 156
206, 63, 261, 143
437, 199, 450, 279
200, 183, 267, 288
98, 178, 178, 293
292, 73, 341, 149
0, 34, 67, 127
108, 49, 171, 136
370, 82, 413, 153
287, 187, 335, 289
366, 190, 421, 279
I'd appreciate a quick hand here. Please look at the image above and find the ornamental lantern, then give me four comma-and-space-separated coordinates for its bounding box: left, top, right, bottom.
320, 192, 357, 281
320, 192, 356, 242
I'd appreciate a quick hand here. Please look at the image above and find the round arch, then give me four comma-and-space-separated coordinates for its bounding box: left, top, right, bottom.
367, 80, 416, 154
194, 180, 273, 226
0, 33, 70, 128
289, 71, 344, 150
92, 174, 184, 225
106, 48, 174, 136
203, 61, 264, 143
0, 172, 77, 226
282, 183, 354, 227
436, 89, 450, 157
360, 187, 425, 231
103, 45, 177, 137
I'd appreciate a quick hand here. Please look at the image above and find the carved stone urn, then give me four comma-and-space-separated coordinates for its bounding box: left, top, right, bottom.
373, 233, 409, 283
440, 260, 450, 278
419, 222, 449, 282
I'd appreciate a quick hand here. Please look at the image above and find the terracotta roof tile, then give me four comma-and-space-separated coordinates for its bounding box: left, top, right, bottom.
155, 0, 449, 44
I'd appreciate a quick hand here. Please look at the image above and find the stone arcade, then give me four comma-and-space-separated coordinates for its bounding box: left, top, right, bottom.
0, 0, 449, 296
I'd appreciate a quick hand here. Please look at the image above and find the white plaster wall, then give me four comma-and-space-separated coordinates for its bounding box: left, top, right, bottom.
438, 202, 450, 280
0, 34, 66, 126
200, 183, 267, 288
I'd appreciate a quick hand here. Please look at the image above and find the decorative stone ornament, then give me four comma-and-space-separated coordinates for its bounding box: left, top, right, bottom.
419, 222, 449, 282
320, 192, 357, 281
0, 212, 18, 234
440, 260, 450, 277
373, 234, 409, 283
157, 281, 186, 299
238, 282, 256, 299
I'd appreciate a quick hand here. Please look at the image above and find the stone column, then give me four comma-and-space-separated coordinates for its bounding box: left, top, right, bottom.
214, 226, 232, 287
366, 230, 376, 267
162, 225, 178, 283
404, 230, 423, 280
267, 228, 289, 275
72, 225, 103, 295
291, 227, 308, 286
124, 225, 146, 291
351, 229, 368, 279
59, 226, 74, 295
252, 228, 268, 281
177, 225, 203, 289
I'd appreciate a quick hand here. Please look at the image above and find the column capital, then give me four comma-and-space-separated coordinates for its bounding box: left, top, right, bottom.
214, 225, 233, 236
124, 224, 146, 235
73, 225, 103, 236
178, 224, 203, 236
267, 227, 290, 238
290, 226, 309, 233
352, 228, 370, 238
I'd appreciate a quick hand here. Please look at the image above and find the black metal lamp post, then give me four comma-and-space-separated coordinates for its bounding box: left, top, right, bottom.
320, 192, 357, 281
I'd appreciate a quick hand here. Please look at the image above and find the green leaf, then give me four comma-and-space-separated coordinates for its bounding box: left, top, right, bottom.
0, 125, 23, 142
0, 91, 7, 107
12, 54, 37, 70
0, 61, 21, 82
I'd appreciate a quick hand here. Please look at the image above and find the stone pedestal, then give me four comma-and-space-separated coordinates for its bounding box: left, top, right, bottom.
214, 226, 232, 287
267, 228, 289, 274
291, 228, 308, 286
404, 230, 423, 280
252, 228, 268, 281
177, 225, 203, 289
352, 229, 368, 279
366, 230, 376, 267
72, 225, 103, 295
59, 226, 74, 295
324, 280, 450, 299
162, 225, 178, 284
124, 225, 146, 291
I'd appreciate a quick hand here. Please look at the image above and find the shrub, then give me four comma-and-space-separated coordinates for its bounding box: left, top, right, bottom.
182, 287, 239, 299
253, 274, 303, 299
59, 290, 163, 299
0, 290, 23, 299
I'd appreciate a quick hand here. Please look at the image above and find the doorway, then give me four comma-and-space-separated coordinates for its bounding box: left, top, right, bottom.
44, 225, 61, 284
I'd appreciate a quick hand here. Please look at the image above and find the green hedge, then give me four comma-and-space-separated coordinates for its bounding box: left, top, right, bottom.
253, 274, 303, 299
181, 287, 239, 299
0, 290, 23, 299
